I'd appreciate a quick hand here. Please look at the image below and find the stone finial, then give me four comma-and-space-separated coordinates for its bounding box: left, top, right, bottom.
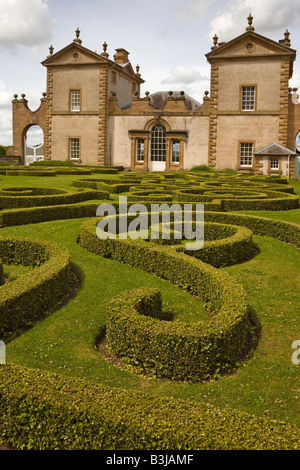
47, 44, 54, 58
246, 13, 255, 31
211, 34, 219, 50
73, 27, 82, 45
279, 29, 291, 47
21, 94, 26, 99
101, 41, 109, 58
42, 92, 47, 98
136, 64, 141, 78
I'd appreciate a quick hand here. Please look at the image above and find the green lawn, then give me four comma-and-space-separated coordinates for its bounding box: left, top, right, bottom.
2, 174, 300, 427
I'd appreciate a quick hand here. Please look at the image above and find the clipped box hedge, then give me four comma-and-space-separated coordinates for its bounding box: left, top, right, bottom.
0, 187, 109, 209
173, 187, 299, 211
105, 285, 250, 381
178, 221, 254, 268
0, 236, 71, 340
1, 363, 299, 450
72, 178, 132, 194
5, 169, 57, 177
79, 217, 251, 381
204, 211, 300, 249
0, 202, 102, 227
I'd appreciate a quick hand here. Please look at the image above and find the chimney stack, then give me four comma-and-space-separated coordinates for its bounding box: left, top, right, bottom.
114, 48, 129, 64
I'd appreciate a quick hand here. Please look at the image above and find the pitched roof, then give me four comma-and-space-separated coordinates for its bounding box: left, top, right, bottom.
254, 143, 297, 156
206, 30, 296, 60
41, 41, 113, 66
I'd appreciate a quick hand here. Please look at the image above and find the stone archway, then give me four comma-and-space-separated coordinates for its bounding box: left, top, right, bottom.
9, 93, 47, 164
24, 125, 44, 165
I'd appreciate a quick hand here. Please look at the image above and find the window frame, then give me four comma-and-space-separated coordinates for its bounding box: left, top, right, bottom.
111, 71, 117, 85
269, 157, 280, 172
70, 89, 81, 112
171, 139, 180, 164
239, 142, 254, 168
136, 138, 145, 162
150, 124, 167, 162
69, 137, 80, 160
241, 85, 256, 112
270, 158, 279, 170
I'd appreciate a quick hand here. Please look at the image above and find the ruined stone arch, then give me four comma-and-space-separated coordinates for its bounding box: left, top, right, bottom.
10, 94, 47, 164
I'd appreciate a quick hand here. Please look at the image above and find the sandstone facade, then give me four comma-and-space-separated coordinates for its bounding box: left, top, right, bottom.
8, 16, 300, 178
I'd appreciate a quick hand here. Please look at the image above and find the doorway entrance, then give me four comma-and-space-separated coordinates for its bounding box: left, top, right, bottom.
148, 123, 166, 171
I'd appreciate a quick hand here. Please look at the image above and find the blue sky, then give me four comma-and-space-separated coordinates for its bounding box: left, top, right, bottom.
1, 0, 300, 145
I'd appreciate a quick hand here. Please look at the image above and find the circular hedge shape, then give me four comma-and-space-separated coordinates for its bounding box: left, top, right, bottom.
145, 219, 254, 267
98, 211, 255, 268
173, 186, 299, 210
0, 186, 109, 209
127, 190, 173, 202
0, 236, 71, 340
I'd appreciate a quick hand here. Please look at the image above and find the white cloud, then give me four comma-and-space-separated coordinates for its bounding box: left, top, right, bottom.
0, 111, 12, 146
0, 0, 55, 51
161, 65, 208, 86
207, 0, 300, 43
175, 0, 215, 22
0, 81, 12, 108
0, 81, 12, 145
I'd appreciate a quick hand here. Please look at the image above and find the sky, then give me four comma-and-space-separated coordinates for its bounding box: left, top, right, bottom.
1, 0, 300, 146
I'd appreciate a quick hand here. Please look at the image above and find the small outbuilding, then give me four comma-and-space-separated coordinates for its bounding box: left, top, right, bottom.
254, 143, 297, 178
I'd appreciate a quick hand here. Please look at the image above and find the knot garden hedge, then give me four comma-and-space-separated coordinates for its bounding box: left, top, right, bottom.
0, 166, 300, 449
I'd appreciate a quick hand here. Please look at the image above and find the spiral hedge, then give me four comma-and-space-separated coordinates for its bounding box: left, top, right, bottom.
79, 215, 252, 381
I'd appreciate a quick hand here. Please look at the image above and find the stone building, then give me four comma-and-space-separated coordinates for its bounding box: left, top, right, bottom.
8, 15, 300, 178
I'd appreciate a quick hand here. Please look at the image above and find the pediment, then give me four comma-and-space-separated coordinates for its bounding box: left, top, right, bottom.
42, 42, 112, 67
206, 31, 296, 61
120, 62, 137, 78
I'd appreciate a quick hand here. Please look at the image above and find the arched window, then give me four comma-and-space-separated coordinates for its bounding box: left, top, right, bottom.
150, 124, 166, 162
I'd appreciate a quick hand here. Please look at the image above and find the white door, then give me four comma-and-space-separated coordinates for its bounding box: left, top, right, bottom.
148, 160, 166, 171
